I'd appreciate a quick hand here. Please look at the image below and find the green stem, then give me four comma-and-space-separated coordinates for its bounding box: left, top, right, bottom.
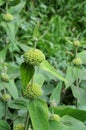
9, 116, 19, 126
75, 78, 79, 109
3, 83, 7, 93
0, 7, 5, 13
31, 77, 34, 85
6, 1, 14, 61
6, 1, 8, 13
5, 102, 8, 120
25, 111, 29, 130
31, 73, 35, 86
11, 42, 14, 61
39, 27, 50, 40
75, 47, 79, 109
75, 47, 78, 58
34, 40, 37, 49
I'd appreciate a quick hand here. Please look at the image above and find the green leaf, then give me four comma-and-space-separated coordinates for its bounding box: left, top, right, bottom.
0, 120, 10, 130
0, 0, 5, 6
1, 22, 16, 54
78, 68, 86, 80
9, 1, 26, 14
8, 98, 28, 110
6, 80, 18, 99
34, 72, 45, 87
71, 85, 86, 106
17, 42, 30, 51
65, 66, 86, 85
1, 22, 15, 44
65, 66, 80, 88
7, 63, 20, 79
40, 60, 67, 83
18, 109, 27, 117
49, 115, 86, 130
0, 101, 5, 119
49, 120, 69, 130
49, 106, 86, 122
13, 117, 25, 129
28, 99, 49, 130
0, 46, 8, 61
20, 62, 35, 89
77, 50, 86, 64
50, 82, 62, 104
61, 115, 86, 130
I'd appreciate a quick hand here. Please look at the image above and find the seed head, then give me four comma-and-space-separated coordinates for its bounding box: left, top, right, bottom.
74, 40, 80, 47
2, 94, 11, 102
23, 48, 45, 66
1, 73, 9, 82
49, 114, 61, 122
23, 83, 42, 99
3, 13, 14, 21
73, 58, 82, 66
14, 124, 24, 130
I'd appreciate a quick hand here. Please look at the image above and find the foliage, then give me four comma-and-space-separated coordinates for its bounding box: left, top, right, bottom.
0, 0, 86, 130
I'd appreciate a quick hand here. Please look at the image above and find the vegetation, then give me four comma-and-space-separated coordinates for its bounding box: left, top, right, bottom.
0, 0, 86, 130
